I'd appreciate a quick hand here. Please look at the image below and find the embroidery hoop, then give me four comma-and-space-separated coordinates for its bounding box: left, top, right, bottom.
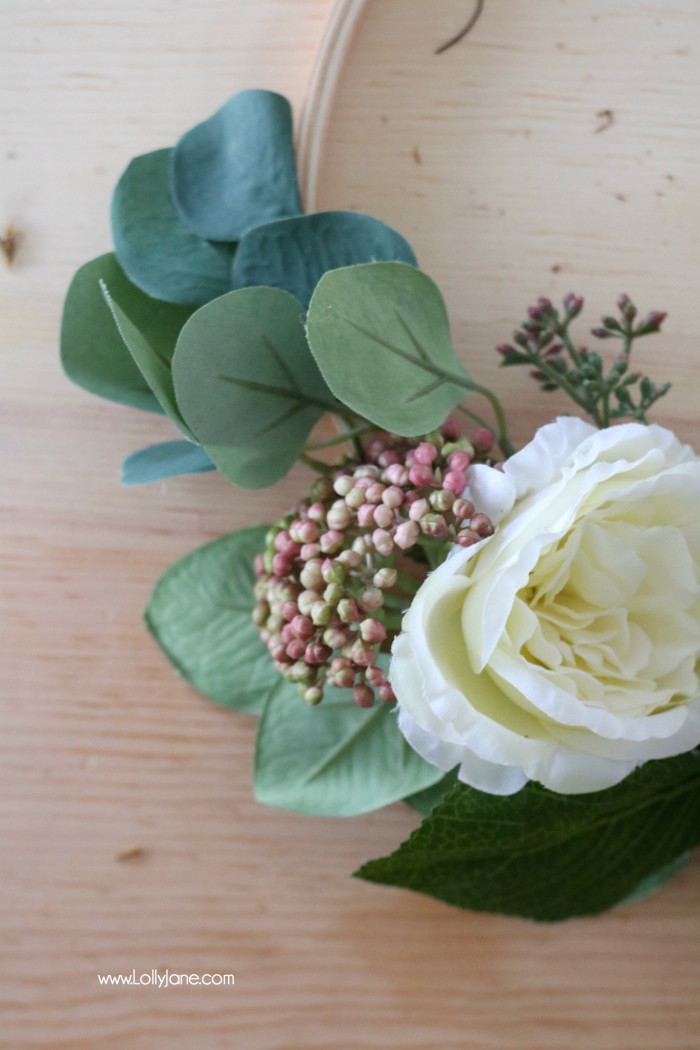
297, 0, 370, 212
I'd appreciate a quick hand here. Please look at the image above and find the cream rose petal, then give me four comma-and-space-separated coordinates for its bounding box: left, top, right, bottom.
392, 419, 700, 795
461, 463, 516, 524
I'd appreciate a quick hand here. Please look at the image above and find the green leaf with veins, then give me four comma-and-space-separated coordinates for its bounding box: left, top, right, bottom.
145, 525, 276, 714
101, 285, 297, 489
101, 282, 197, 440
356, 753, 700, 921
254, 654, 444, 817
306, 262, 471, 436
205, 441, 303, 490
61, 253, 195, 413
232, 210, 417, 308
172, 287, 338, 463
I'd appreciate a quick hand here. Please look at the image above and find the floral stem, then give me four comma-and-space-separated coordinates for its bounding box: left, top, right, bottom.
556, 327, 585, 370
459, 383, 515, 458
305, 424, 376, 452
300, 453, 335, 476
530, 352, 604, 428
455, 404, 497, 439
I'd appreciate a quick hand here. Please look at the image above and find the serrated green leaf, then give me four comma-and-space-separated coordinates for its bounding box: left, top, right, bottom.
232, 211, 417, 309
60, 253, 195, 412
172, 287, 336, 463
171, 90, 302, 242
101, 282, 196, 439
254, 655, 444, 817
356, 754, 700, 921
145, 525, 274, 714
306, 262, 471, 436
121, 440, 216, 486
112, 148, 235, 305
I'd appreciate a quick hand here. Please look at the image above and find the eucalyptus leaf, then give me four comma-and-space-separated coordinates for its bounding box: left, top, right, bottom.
254, 655, 444, 817
404, 768, 460, 817
101, 282, 196, 439
205, 442, 302, 491
170, 90, 302, 242
306, 262, 471, 436
356, 754, 700, 921
172, 287, 336, 459
145, 525, 275, 714
112, 148, 234, 305
121, 440, 216, 486
60, 253, 195, 412
232, 211, 417, 309
620, 851, 691, 906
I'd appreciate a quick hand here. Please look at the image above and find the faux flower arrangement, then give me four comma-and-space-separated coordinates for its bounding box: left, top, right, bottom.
61, 90, 700, 921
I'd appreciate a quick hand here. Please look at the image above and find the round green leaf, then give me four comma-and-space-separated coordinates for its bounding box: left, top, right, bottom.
253, 655, 444, 817
172, 287, 336, 457
112, 148, 234, 305
232, 211, 417, 309
307, 262, 472, 436
145, 525, 274, 714
205, 442, 302, 491
60, 253, 195, 412
171, 90, 302, 242
121, 440, 216, 486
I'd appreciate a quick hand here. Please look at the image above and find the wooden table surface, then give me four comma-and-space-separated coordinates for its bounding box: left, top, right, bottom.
2, 2, 700, 1047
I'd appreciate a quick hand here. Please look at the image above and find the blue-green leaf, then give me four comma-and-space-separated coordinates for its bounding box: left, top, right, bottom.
620, 851, 691, 906
306, 262, 471, 436
172, 286, 335, 459
254, 655, 444, 817
204, 442, 302, 491
404, 769, 460, 816
101, 282, 196, 439
112, 148, 234, 305
121, 440, 216, 485
60, 253, 195, 413
232, 211, 417, 309
145, 526, 274, 714
170, 90, 302, 242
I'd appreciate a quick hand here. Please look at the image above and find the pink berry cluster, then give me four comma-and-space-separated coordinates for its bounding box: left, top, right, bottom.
252, 421, 496, 708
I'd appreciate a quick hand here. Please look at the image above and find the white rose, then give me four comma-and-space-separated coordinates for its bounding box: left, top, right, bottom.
392, 418, 700, 794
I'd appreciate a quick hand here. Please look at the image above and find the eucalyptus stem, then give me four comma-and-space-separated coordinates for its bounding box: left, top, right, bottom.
455, 404, 497, 441
300, 453, 335, 476
459, 383, 515, 458
305, 424, 375, 452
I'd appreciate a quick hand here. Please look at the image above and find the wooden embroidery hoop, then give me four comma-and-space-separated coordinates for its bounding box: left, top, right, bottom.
294, 0, 699, 452
297, 0, 370, 212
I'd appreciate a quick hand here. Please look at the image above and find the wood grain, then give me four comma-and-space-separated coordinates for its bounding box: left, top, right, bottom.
318, 0, 700, 450
1, 1, 699, 1047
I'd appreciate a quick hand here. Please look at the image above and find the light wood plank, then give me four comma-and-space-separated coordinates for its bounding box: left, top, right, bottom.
2, 1, 699, 1047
